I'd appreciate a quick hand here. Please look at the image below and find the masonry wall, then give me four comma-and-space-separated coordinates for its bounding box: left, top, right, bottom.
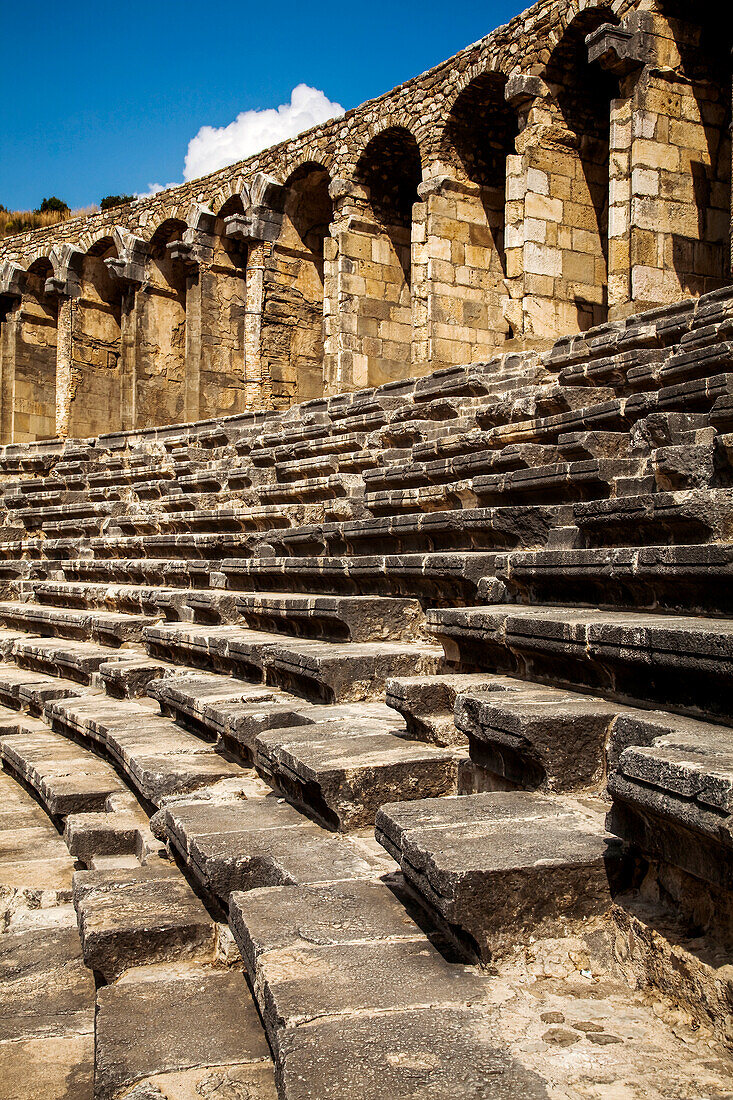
0, 0, 730, 441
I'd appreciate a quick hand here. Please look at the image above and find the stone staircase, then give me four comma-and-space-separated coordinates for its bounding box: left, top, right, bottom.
1, 290, 733, 1096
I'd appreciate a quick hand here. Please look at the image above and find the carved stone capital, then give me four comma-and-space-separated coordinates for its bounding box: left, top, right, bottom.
586, 23, 647, 76
505, 73, 548, 110
0, 262, 27, 302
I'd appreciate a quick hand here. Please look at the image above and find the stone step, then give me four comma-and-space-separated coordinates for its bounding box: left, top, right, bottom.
494, 542, 733, 617
385, 672, 508, 747
454, 677, 627, 791
105, 504, 293, 536
254, 718, 459, 830
574, 487, 733, 546
365, 459, 641, 517
228, 879, 552, 1099
267, 503, 563, 558
10, 634, 145, 684
151, 794, 386, 901
428, 603, 733, 722
145, 622, 443, 703
94, 963, 276, 1100
0, 720, 128, 816
222, 550, 498, 602
233, 592, 425, 642
63, 806, 151, 863
0, 600, 160, 645
0, 664, 87, 713
148, 670, 401, 758
45, 694, 243, 804
376, 791, 625, 964
607, 708, 733, 894
73, 866, 216, 980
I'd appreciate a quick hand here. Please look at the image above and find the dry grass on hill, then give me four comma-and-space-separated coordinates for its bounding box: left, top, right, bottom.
0, 205, 99, 237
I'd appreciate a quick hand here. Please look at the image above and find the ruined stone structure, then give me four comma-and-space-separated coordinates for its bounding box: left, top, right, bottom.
2, 1, 733, 1098
1, 0, 732, 442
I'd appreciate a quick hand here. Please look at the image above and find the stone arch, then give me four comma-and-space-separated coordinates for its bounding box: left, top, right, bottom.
277, 146, 336, 188
649, 0, 732, 291
542, 3, 620, 327
356, 125, 422, 265
134, 217, 189, 428
10, 255, 58, 441
262, 160, 335, 404
67, 232, 126, 438
440, 68, 518, 278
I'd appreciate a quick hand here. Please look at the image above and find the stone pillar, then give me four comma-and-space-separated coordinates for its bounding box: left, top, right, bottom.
171, 212, 248, 424
412, 173, 511, 370
0, 304, 18, 443
592, 12, 732, 311
325, 177, 415, 395
50, 287, 75, 441
323, 178, 371, 395
224, 211, 279, 410
241, 239, 271, 408
588, 23, 650, 318
503, 74, 566, 346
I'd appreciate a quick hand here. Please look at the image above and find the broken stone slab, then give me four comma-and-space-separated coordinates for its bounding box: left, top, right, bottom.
0, 727, 127, 816
234, 592, 425, 642
152, 796, 381, 901
64, 808, 148, 863
385, 673, 518, 746
74, 874, 215, 980
454, 681, 625, 791
275, 1007, 550, 1100
94, 964, 273, 1100
606, 708, 733, 891
255, 722, 458, 830
376, 791, 624, 963
427, 604, 733, 722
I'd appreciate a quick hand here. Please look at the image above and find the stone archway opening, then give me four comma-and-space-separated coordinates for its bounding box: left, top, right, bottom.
544, 6, 620, 328
68, 239, 124, 438
354, 127, 422, 387
444, 72, 518, 278
264, 163, 334, 404
653, 0, 732, 291
358, 126, 422, 285
138, 219, 188, 428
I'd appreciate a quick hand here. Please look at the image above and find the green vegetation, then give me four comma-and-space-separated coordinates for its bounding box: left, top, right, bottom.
37, 196, 70, 215
100, 194, 135, 211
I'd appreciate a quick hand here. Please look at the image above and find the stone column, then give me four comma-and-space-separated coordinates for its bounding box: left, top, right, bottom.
171, 211, 249, 424
412, 173, 511, 370
0, 304, 18, 443
502, 73, 565, 346
587, 23, 647, 319
323, 178, 372, 395
51, 289, 75, 440
595, 12, 732, 311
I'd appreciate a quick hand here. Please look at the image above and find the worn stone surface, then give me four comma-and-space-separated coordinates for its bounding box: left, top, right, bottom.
0, 27, 733, 1089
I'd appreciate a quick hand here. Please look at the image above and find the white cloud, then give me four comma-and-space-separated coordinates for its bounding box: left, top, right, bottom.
182, 84, 344, 182
134, 182, 178, 201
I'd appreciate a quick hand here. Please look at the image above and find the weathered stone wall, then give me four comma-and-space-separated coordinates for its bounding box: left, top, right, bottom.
0, 0, 730, 441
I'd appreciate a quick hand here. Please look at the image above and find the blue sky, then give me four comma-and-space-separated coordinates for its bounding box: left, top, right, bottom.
0, 1, 526, 211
